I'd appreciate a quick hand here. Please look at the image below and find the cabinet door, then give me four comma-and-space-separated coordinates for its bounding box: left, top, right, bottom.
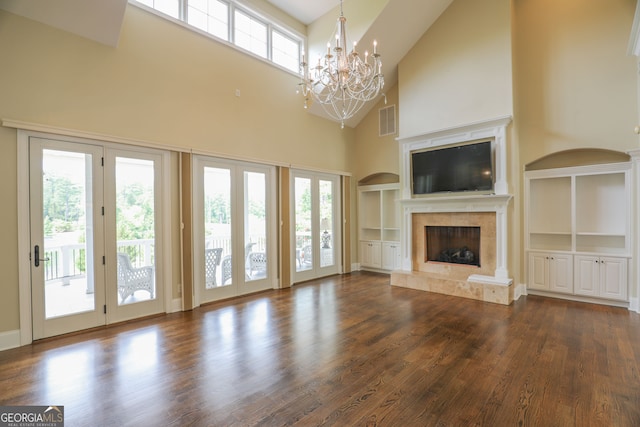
574, 255, 599, 297
600, 257, 628, 301
370, 242, 382, 268
528, 252, 549, 290
360, 241, 381, 268
360, 241, 372, 267
382, 242, 400, 270
549, 254, 573, 294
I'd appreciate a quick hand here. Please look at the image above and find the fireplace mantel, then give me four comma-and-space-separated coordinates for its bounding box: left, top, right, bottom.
392, 117, 514, 304
398, 194, 512, 279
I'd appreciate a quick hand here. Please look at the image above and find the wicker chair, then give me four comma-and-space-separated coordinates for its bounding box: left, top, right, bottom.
221, 255, 233, 286
205, 248, 223, 288
117, 252, 154, 303
247, 251, 267, 278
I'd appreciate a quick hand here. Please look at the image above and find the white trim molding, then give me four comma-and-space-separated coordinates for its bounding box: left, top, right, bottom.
397, 115, 512, 199
398, 194, 513, 281
627, 148, 640, 313
396, 117, 514, 287
0, 330, 21, 352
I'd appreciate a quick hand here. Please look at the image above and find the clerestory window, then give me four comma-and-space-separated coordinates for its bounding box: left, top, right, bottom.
131, 0, 303, 74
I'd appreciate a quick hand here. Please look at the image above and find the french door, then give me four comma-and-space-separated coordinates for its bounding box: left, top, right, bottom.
291, 170, 341, 283
193, 156, 276, 304
29, 136, 166, 340
30, 138, 106, 339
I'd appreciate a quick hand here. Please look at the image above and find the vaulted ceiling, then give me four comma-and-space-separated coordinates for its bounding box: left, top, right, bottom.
0, 0, 453, 127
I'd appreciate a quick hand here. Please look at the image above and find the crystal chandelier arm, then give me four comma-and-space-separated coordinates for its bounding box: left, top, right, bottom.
297, 0, 384, 127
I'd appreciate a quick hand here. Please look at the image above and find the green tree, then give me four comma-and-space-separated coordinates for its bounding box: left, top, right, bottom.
43, 175, 83, 235
117, 182, 155, 240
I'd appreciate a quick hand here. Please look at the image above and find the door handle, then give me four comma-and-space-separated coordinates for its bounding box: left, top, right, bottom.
34, 245, 50, 267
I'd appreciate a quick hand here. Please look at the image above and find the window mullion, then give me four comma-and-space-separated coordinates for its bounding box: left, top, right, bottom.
229, 3, 235, 45
180, 0, 187, 21
267, 23, 273, 62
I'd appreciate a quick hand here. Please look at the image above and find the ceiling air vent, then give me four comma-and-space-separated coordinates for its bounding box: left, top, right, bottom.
379, 104, 396, 137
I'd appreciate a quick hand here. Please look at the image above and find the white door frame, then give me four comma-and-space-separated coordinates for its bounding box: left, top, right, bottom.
290, 169, 342, 283
192, 155, 277, 306
16, 129, 173, 345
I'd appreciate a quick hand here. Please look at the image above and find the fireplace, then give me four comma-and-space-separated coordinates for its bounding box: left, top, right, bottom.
426, 226, 480, 266
391, 116, 514, 305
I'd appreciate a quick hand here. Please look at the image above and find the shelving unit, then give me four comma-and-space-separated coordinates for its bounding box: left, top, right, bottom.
525, 162, 631, 303
358, 183, 400, 271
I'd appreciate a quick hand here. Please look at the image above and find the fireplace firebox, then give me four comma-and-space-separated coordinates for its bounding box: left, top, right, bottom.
425, 226, 480, 267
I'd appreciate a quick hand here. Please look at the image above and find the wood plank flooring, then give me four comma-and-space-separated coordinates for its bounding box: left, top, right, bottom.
1, 271, 639, 426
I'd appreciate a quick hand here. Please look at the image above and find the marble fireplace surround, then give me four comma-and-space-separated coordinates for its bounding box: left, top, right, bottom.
390, 116, 514, 305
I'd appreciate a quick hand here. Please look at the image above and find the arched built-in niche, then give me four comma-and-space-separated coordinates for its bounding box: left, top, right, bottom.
525, 148, 630, 171
357, 172, 399, 186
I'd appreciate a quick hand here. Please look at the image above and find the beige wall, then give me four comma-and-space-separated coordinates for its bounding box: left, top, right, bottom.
0, 6, 355, 333
513, 0, 637, 164
353, 84, 400, 181
513, 0, 638, 288
398, 0, 513, 138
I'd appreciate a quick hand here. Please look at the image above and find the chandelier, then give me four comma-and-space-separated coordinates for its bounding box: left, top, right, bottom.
298, 0, 384, 128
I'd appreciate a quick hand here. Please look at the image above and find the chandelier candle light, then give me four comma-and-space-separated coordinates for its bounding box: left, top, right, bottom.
298, 0, 384, 128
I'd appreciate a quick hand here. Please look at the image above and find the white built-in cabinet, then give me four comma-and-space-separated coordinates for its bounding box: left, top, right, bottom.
358, 183, 400, 271
525, 162, 631, 303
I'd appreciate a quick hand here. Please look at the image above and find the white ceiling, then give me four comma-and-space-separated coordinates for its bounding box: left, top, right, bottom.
265, 0, 337, 25
0, 0, 127, 47
0, 0, 453, 127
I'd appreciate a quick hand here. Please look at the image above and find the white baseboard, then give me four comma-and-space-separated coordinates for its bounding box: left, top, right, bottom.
629, 297, 639, 313
352, 263, 361, 271
0, 329, 21, 352
514, 283, 527, 301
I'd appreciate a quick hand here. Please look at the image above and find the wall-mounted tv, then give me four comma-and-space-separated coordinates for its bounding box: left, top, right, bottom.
411, 140, 494, 195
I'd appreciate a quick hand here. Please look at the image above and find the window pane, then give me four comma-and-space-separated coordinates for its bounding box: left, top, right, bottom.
151, 0, 180, 19
234, 9, 267, 58
42, 150, 95, 318
116, 157, 156, 305
319, 180, 334, 268
204, 167, 232, 288
188, 0, 229, 41
295, 177, 312, 272
272, 30, 300, 73
245, 172, 267, 281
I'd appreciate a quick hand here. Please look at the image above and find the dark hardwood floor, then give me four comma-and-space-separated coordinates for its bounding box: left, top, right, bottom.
1, 271, 639, 426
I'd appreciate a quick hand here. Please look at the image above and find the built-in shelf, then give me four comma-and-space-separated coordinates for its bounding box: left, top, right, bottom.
359, 183, 400, 271
525, 161, 632, 303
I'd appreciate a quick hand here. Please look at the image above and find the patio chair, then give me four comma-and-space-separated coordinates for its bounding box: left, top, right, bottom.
302, 244, 312, 266
247, 251, 267, 278
221, 255, 232, 285
205, 248, 223, 288
117, 252, 154, 303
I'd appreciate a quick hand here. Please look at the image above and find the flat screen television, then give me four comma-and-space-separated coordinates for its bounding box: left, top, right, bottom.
411, 140, 494, 195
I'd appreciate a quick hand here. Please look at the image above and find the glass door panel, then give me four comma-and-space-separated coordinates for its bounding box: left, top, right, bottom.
319, 179, 335, 268
43, 149, 96, 317
115, 157, 156, 305
204, 166, 232, 288
245, 171, 267, 281
294, 177, 312, 272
